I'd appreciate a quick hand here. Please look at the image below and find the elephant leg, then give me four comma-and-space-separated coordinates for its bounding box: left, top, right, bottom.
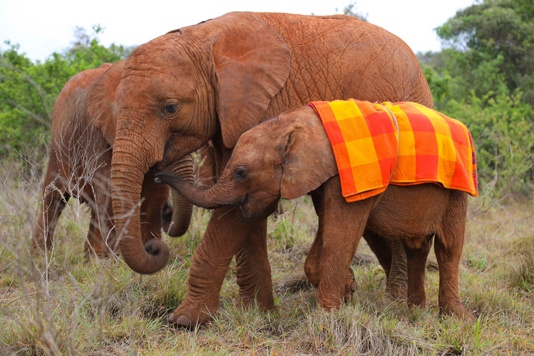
316, 202, 369, 309
234, 217, 273, 308
33, 175, 69, 252
307, 188, 356, 301
161, 154, 195, 237
168, 206, 273, 328
305, 226, 357, 302
363, 230, 392, 275
402, 236, 433, 308
83, 173, 116, 258
434, 193, 473, 320
140, 169, 169, 243
304, 229, 322, 288
85, 208, 112, 259
364, 231, 408, 299
385, 239, 409, 299
305, 189, 324, 288
315, 180, 378, 310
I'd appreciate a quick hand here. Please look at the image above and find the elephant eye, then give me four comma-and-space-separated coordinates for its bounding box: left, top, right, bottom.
162, 104, 178, 115
234, 167, 248, 181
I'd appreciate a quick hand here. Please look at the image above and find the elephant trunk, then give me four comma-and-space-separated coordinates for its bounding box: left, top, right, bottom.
164, 154, 195, 237
111, 136, 169, 275
155, 173, 236, 210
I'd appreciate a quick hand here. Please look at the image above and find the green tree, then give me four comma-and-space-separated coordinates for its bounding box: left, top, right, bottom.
435, 0, 534, 106
419, 0, 534, 197
0, 26, 131, 162
444, 91, 534, 196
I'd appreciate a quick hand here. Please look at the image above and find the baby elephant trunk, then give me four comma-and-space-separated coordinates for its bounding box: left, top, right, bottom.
155, 172, 237, 210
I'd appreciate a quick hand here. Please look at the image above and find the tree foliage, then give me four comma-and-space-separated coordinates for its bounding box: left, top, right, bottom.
420, 0, 534, 197
0, 7, 532, 197
444, 92, 533, 196
434, 0, 534, 106
0, 26, 131, 162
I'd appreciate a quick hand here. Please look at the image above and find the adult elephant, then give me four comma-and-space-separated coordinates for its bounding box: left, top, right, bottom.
33, 60, 194, 258
110, 12, 433, 327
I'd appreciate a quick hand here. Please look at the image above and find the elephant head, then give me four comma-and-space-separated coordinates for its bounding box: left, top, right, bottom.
110, 13, 293, 274
155, 105, 337, 221
88, 61, 195, 239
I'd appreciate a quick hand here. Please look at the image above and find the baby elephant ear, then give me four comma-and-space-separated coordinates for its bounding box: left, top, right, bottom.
280, 109, 338, 200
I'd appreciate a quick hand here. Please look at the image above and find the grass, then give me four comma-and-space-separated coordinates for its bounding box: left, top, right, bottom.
1, 161, 533, 355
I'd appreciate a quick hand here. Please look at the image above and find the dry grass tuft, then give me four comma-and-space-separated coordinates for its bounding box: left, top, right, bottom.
1, 159, 533, 354
510, 233, 534, 292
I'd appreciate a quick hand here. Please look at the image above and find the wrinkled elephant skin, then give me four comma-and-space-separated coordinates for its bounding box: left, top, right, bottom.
33, 61, 194, 259
156, 104, 474, 320
111, 12, 433, 327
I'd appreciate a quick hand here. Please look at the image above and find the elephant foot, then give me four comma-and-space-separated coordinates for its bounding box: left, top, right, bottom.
385, 272, 408, 300
407, 294, 426, 309
31, 235, 52, 252
386, 285, 408, 300
344, 268, 356, 302
84, 241, 114, 259
317, 274, 354, 310
236, 281, 275, 311
439, 302, 475, 322
168, 302, 216, 329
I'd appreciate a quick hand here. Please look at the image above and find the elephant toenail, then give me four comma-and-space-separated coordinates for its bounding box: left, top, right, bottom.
167, 313, 177, 323
175, 315, 191, 328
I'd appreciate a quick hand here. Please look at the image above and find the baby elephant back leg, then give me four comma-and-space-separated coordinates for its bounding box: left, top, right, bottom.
403, 236, 433, 308
363, 231, 408, 299
434, 191, 474, 320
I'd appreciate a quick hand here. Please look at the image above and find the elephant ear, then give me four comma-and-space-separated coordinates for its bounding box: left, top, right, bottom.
90, 61, 125, 145
280, 108, 338, 199
212, 13, 291, 149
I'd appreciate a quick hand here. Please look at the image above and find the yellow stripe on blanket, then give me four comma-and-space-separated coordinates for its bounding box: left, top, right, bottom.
309, 99, 478, 202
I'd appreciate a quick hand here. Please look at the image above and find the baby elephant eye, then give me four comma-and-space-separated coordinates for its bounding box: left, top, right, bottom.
233, 167, 248, 181
163, 104, 178, 115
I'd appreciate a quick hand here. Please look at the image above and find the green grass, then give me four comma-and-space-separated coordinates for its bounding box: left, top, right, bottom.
1, 162, 533, 355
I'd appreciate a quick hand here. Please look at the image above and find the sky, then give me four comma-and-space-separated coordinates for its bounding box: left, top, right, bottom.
1, 0, 476, 62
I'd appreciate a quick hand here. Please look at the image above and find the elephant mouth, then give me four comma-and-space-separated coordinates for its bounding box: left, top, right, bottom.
239, 194, 259, 222
239, 195, 280, 223
240, 212, 256, 223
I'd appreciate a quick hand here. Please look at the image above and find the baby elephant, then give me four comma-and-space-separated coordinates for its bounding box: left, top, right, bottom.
33, 61, 195, 259
156, 99, 478, 320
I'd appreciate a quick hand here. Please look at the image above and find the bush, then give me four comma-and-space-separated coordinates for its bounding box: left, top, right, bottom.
443, 91, 534, 197
0, 27, 130, 163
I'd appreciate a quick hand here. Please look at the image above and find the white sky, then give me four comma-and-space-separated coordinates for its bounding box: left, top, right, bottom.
1, 0, 475, 62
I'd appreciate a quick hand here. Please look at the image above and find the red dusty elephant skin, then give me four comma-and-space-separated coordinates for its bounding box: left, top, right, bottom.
33, 61, 195, 258
156, 103, 476, 320
110, 12, 434, 328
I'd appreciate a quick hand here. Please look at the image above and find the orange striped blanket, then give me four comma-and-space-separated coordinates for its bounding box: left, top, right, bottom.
308, 99, 478, 202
